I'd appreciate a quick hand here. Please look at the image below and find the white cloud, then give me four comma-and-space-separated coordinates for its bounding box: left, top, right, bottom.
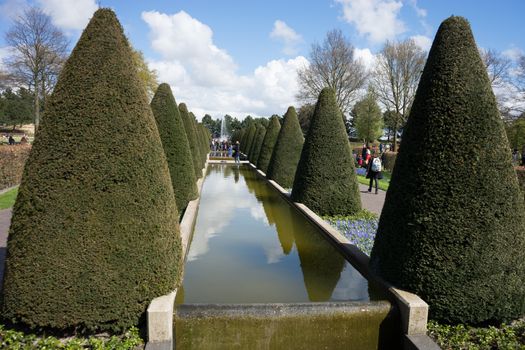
0, 47, 14, 70
270, 20, 303, 55
0, 0, 27, 19
411, 34, 432, 52
336, 0, 406, 43
406, 0, 427, 17
354, 47, 377, 72
503, 47, 524, 61
37, 0, 98, 31
142, 10, 308, 119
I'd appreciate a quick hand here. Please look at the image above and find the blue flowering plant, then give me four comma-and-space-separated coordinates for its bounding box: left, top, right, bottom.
323, 210, 378, 256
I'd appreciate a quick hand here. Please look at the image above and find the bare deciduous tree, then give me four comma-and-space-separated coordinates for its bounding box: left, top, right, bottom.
5, 6, 69, 130
296, 29, 366, 116
131, 48, 158, 100
480, 48, 512, 87
372, 39, 426, 151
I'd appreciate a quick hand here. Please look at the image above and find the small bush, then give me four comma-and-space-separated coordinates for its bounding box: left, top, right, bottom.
0, 145, 31, 191
381, 151, 397, 171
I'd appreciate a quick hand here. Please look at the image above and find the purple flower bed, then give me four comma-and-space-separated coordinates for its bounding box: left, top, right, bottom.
355, 167, 367, 176
324, 216, 378, 256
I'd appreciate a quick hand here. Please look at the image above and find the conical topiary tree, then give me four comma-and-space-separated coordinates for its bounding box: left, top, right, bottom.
266, 107, 304, 188
257, 115, 281, 172
179, 103, 202, 178
239, 128, 248, 152
1, 8, 183, 331
150, 83, 198, 212
249, 124, 266, 164
291, 89, 361, 216
243, 124, 257, 157
370, 16, 525, 324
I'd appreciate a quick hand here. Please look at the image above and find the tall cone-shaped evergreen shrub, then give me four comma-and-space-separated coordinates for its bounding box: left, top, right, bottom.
243, 124, 257, 157
249, 124, 266, 164
239, 128, 248, 152
291, 89, 361, 216
179, 103, 202, 178
150, 83, 198, 212
370, 16, 525, 324
257, 116, 281, 172
266, 107, 304, 188
1, 9, 183, 331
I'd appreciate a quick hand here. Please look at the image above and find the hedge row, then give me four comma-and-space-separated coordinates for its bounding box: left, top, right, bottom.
381, 152, 397, 172
0, 145, 31, 191
516, 166, 525, 202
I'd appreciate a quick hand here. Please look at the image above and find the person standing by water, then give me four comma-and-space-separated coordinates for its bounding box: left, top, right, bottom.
366, 154, 382, 194
233, 140, 240, 164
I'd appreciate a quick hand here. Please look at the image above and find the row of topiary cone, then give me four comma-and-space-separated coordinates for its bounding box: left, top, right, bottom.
235, 16, 525, 327
1, 9, 210, 332
237, 89, 362, 216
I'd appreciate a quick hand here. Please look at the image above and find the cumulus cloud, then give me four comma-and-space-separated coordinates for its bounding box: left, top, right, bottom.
407, 0, 427, 17
0, 47, 14, 69
336, 0, 406, 43
270, 20, 303, 55
142, 10, 308, 119
37, 0, 98, 31
354, 47, 377, 72
503, 47, 524, 61
411, 34, 432, 52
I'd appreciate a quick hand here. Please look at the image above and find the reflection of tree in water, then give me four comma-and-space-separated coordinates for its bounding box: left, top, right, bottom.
223, 165, 233, 179
265, 200, 295, 255
293, 220, 345, 301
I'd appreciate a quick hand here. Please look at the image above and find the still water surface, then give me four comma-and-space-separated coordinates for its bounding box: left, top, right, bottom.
177, 165, 376, 304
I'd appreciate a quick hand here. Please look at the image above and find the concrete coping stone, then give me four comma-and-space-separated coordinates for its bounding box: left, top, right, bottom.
147, 161, 209, 346
176, 301, 393, 318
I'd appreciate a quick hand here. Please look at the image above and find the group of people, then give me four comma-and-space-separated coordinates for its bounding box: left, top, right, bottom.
209, 139, 241, 164
2, 134, 29, 145
355, 143, 384, 195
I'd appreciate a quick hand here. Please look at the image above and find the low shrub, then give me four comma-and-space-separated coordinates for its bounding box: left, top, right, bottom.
0, 145, 31, 191
0, 324, 143, 349
381, 151, 397, 171
428, 319, 525, 350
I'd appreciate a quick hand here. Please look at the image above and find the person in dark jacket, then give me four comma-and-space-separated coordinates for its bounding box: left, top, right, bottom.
233, 140, 240, 164
366, 155, 381, 194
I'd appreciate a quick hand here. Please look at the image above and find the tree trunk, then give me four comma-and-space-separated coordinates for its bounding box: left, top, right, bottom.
34, 78, 40, 131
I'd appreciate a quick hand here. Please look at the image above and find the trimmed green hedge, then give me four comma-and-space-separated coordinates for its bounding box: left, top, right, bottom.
0, 145, 31, 191
257, 116, 281, 173
248, 124, 266, 164
266, 107, 304, 188
179, 103, 202, 178
370, 16, 525, 324
243, 124, 257, 157
150, 83, 198, 212
2, 8, 183, 331
291, 88, 361, 216
381, 151, 397, 171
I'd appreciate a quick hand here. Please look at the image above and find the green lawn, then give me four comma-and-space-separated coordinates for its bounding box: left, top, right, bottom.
356, 171, 391, 191
0, 187, 18, 210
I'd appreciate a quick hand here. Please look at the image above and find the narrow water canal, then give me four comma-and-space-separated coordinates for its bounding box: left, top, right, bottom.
177, 164, 381, 304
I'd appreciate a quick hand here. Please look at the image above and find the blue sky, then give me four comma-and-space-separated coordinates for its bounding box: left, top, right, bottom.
0, 0, 523, 119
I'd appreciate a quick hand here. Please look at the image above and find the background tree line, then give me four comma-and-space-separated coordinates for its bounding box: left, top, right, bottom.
296, 29, 525, 152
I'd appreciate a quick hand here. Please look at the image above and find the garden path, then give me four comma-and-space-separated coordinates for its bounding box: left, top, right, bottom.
358, 184, 386, 215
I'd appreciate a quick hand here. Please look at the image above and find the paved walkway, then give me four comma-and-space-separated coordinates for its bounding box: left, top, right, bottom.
359, 184, 386, 215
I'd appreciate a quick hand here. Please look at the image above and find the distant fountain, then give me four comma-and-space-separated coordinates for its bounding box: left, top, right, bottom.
220, 116, 229, 141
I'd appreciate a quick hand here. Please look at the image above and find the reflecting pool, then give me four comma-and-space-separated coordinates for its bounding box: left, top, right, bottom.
177, 165, 380, 304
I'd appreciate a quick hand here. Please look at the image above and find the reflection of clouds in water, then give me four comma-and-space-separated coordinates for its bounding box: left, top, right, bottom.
331, 264, 369, 301
263, 238, 284, 264
187, 167, 268, 261
250, 206, 269, 226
